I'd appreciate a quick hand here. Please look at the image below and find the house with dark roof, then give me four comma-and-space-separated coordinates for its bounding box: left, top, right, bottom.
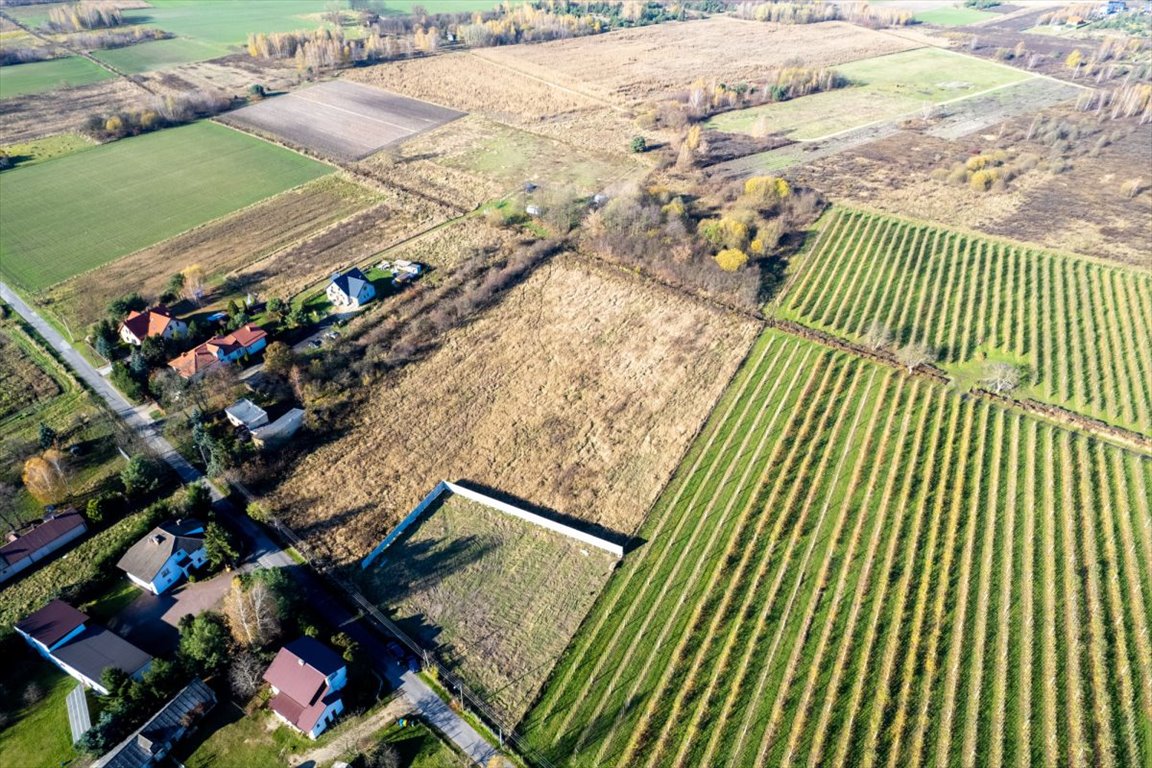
326, 267, 375, 309
14, 600, 151, 694
116, 519, 207, 595
168, 324, 268, 379
0, 509, 87, 584
93, 678, 215, 768
119, 306, 188, 346
263, 637, 347, 739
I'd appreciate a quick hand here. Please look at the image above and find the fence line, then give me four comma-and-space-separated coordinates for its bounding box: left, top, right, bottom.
267, 517, 557, 768
362, 480, 624, 569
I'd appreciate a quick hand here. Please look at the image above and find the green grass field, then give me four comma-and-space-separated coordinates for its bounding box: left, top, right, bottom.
914, 6, 998, 26
118, 0, 497, 47
0, 121, 331, 291
776, 208, 1152, 433
521, 328, 1152, 768
92, 36, 230, 72
707, 47, 1031, 140
0, 662, 78, 768
0, 56, 115, 99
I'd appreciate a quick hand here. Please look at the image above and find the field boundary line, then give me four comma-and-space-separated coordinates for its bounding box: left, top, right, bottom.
577, 343, 831, 760
524, 334, 789, 749
466, 49, 631, 114
0, 8, 156, 94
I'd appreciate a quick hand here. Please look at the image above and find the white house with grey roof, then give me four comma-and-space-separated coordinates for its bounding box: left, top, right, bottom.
116, 519, 207, 595
326, 267, 375, 309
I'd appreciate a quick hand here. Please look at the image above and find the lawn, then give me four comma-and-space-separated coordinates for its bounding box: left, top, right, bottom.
376, 720, 466, 768
92, 36, 230, 73
707, 47, 1032, 140
0, 132, 95, 169
0, 659, 77, 768
0, 56, 115, 99
914, 6, 998, 26
359, 490, 619, 724
176, 702, 312, 768
0, 121, 332, 291
79, 580, 143, 624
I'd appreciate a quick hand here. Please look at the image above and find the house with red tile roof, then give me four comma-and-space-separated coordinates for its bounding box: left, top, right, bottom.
262, 637, 347, 739
168, 324, 268, 379
119, 306, 188, 346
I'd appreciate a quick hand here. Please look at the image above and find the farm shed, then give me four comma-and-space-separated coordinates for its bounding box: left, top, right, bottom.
93, 678, 216, 768
252, 408, 305, 449
0, 509, 87, 584
225, 398, 269, 429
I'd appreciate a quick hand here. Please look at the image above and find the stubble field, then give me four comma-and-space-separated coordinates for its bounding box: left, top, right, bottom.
361, 491, 619, 724
267, 258, 761, 562
523, 328, 1152, 768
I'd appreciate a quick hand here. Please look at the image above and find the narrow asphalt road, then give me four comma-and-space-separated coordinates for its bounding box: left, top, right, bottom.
1, 281, 496, 764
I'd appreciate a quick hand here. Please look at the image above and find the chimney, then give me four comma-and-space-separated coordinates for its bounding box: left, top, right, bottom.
6, 532, 18, 543
151, 534, 164, 545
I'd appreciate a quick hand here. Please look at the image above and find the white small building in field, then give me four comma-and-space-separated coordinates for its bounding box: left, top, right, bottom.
225, 399, 269, 430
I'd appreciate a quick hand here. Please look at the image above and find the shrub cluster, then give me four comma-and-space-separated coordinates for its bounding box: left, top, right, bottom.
83, 91, 231, 141
46, 2, 124, 32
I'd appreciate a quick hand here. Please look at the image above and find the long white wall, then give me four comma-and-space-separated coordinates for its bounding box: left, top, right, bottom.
361, 480, 624, 568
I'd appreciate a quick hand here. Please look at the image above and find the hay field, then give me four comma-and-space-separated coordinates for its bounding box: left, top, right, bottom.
361, 491, 618, 723
43, 177, 378, 331
267, 258, 761, 562
0, 122, 332, 291
471, 17, 920, 106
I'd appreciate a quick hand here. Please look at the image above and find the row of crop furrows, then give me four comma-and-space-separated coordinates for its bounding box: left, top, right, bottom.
778, 208, 1152, 434
519, 329, 1152, 768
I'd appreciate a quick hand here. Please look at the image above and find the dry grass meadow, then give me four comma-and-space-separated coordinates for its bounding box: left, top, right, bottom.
788, 116, 1152, 266
471, 17, 920, 106
361, 491, 619, 723
267, 257, 761, 562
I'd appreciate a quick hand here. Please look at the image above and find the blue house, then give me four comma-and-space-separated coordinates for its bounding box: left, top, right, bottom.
116, 519, 207, 595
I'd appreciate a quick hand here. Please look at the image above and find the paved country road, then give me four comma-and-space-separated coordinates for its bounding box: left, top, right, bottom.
0, 281, 497, 765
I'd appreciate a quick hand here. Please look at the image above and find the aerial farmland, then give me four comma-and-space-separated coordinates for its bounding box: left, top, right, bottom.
0, 1, 1149, 768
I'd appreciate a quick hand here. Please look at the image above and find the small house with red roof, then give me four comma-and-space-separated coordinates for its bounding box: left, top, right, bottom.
262, 637, 347, 739
168, 324, 268, 379
119, 306, 188, 346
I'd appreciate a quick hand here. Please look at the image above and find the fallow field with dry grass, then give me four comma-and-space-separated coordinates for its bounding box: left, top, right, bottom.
471, 16, 920, 106
265, 257, 760, 562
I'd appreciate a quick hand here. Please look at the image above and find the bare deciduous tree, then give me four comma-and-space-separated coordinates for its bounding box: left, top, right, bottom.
983, 361, 1021, 394
228, 651, 266, 700
895, 342, 934, 374
861, 321, 893, 351
223, 578, 282, 649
